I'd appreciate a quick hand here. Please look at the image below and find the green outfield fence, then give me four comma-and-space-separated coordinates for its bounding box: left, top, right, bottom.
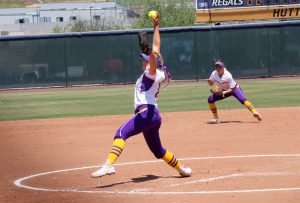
0, 21, 300, 89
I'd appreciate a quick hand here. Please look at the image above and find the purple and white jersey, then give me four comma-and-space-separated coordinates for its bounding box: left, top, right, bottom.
134, 67, 165, 109
209, 68, 237, 90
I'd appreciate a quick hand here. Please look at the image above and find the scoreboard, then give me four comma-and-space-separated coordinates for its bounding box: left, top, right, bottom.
196, 0, 300, 23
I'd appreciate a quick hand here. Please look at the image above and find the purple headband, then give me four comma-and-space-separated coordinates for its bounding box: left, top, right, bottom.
140, 53, 150, 62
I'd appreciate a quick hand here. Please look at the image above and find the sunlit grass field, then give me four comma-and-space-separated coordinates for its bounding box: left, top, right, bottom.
0, 78, 299, 121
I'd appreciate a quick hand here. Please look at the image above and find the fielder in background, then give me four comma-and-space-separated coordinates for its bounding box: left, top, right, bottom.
207, 60, 262, 124
91, 12, 192, 178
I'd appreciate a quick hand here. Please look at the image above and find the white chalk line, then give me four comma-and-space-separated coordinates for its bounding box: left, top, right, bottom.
14, 153, 300, 195
169, 172, 300, 187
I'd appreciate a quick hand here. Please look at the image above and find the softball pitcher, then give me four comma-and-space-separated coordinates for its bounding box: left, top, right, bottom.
207, 60, 262, 124
91, 14, 191, 178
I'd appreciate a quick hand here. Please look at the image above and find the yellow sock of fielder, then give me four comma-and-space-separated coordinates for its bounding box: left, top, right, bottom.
106, 138, 125, 166
244, 100, 257, 113
162, 150, 182, 173
208, 103, 218, 118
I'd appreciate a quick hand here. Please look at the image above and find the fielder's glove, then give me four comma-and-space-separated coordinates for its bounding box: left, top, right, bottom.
138, 30, 152, 55
210, 82, 223, 96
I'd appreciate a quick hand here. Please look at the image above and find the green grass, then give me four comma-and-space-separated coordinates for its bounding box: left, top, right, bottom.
0, 78, 300, 121
0, 0, 106, 8
0, 0, 25, 8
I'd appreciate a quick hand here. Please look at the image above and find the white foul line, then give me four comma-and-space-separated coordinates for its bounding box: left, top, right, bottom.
14, 153, 300, 195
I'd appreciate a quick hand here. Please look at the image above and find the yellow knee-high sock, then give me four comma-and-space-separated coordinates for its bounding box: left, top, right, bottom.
208, 103, 218, 118
106, 138, 125, 166
162, 150, 183, 173
244, 100, 257, 113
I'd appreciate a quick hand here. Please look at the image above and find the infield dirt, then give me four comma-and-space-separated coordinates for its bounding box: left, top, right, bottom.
0, 107, 300, 203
